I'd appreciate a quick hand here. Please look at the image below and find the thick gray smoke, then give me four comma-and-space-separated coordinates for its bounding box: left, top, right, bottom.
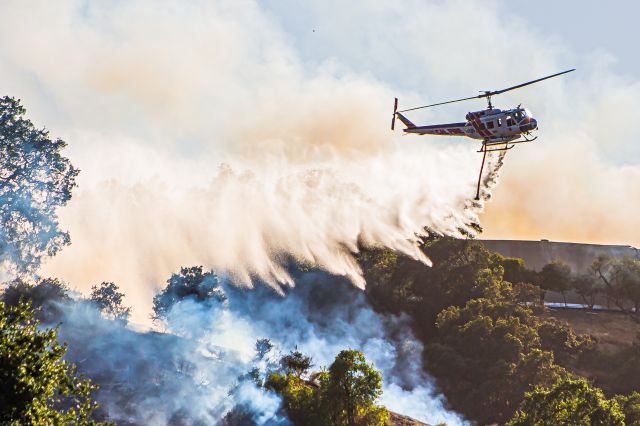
54, 274, 467, 425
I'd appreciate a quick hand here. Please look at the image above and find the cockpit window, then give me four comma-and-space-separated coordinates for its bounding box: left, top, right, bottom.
514, 110, 524, 122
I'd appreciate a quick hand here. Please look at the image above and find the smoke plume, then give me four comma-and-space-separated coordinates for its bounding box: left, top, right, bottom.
55, 274, 467, 425
0, 1, 511, 321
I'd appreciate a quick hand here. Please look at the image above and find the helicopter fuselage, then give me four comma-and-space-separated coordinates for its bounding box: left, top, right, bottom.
391, 68, 573, 200
398, 107, 538, 143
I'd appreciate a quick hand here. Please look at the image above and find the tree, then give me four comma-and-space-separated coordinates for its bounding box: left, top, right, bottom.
90, 282, 131, 322
324, 350, 387, 426
0, 300, 109, 424
616, 391, 640, 426
426, 286, 568, 424
265, 349, 388, 426
361, 237, 508, 339
0, 96, 78, 275
537, 319, 594, 366
539, 260, 572, 306
508, 377, 624, 425
151, 266, 225, 320
502, 257, 538, 286
572, 273, 601, 309
592, 255, 640, 320
255, 338, 274, 360
616, 257, 640, 316
265, 370, 322, 426
280, 350, 312, 378
1, 277, 71, 323
361, 237, 593, 423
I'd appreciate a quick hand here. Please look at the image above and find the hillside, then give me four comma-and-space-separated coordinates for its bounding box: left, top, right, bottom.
389, 412, 430, 426
542, 307, 640, 354
481, 239, 639, 272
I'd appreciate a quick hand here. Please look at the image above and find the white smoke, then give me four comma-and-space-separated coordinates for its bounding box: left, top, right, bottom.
2, 2, 638, 316
56, 275, 468, 425
0, 0, 506, 320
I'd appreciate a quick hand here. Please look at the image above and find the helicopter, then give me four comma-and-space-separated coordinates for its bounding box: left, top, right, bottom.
391, 69, 575, 200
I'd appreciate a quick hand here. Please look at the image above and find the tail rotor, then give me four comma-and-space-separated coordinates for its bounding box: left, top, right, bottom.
391, 97, 398, 130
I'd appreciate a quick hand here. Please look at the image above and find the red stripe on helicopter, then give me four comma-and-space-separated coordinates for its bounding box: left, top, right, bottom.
468, 112, 491, 138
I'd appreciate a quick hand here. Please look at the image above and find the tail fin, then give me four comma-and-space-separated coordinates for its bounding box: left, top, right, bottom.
395, 112, 416, 129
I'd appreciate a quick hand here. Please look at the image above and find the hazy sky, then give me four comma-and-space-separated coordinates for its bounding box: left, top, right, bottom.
525, 1, 640, 79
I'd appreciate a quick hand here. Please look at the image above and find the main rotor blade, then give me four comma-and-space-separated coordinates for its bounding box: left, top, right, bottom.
488, 68, 575, 96
396, 94, 481, 113
396, 68, 575, 113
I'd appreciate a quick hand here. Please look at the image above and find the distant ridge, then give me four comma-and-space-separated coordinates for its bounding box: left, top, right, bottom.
481, 239, 639, 272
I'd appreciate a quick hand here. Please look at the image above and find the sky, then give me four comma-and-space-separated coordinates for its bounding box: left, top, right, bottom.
1, 0, 639, 317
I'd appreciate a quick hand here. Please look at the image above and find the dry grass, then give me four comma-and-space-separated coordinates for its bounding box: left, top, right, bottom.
388, 412, 430, 426
541, 307, 640, 353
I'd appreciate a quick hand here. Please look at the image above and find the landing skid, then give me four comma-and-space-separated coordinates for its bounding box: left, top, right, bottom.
477, 143, 514, 153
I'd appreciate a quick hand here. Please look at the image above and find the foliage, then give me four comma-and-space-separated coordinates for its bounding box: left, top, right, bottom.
90, 282, 131, 322
616, 391, 640, 426
507, 377, 624, 425
427, 286, 568, 423
360, 237, 596, 424
539, 260, 573, 306
502, 257, 538, 287
255, 338, 274, 360
537, 319, 595, 366
280, 350, 312, 378
265, 349, 388, 426
265, 371, 323, 425
572, 273, 602, 309
324, 349, 387, 426
1, 277, 71, 323
0, 300, 108, 425
360, 237, 507, 338
0, 96, 78, 275
592, 255, 640, 320
152, 266, 226, 320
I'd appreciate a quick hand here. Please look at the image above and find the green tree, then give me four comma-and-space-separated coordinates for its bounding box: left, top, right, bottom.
502, 257, 538, 286
90, 282, 131, 322
361, 237, 508, 339
152, 266, 225, 320
426, 281, 568, 424
324, 349, 387, 426
281, 350, 312, 378
537, 319, 594, 366
265, 370, 322, 426
592, 255, 640, 320
265, 349, 388, 426
539, 260, 573, 306
0, 96, 78, 275
616, 391, 640, 425
572, 273, 601, 309
508, 377, 624, 426
361, 237, 592, 423
0, 301, 108, 424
